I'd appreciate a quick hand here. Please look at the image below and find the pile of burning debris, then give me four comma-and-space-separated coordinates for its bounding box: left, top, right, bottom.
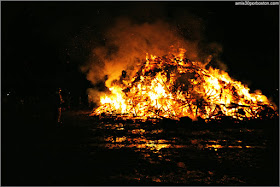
91, 49, 278, 123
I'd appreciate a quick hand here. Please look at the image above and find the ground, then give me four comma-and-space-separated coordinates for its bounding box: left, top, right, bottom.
2, 105, 279, 185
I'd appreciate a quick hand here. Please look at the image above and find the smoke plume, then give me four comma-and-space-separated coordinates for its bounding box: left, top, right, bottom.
81, 16, 223, 104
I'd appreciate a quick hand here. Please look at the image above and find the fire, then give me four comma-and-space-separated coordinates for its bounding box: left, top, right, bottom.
92, 48, 278, 122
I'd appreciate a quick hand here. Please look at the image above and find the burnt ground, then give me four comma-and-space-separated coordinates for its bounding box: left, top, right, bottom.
2, 102, 279, 185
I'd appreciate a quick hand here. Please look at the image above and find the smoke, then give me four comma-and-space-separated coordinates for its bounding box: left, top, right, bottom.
81, 15, 224, 104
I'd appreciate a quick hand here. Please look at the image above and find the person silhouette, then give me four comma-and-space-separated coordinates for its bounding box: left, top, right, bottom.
54, 88, 64, 124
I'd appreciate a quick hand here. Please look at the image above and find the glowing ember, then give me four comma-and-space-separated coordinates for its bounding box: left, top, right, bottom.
91, 48, 277, 121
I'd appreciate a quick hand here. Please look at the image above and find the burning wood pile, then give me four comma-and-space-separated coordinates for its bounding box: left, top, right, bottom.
91, 48, 278, 122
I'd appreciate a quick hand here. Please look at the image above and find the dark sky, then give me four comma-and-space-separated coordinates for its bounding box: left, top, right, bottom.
2, 2, 279, 101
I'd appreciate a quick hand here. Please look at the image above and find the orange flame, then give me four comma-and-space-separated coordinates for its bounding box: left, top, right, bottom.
92, 48, 278, 121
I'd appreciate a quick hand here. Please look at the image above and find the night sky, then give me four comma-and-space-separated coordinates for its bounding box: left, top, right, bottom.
2, 2, 279, 103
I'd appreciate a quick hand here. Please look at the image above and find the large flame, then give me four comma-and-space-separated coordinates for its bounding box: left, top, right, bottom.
91, 48, 277, 122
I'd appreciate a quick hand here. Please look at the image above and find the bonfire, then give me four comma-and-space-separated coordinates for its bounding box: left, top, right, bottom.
91, 48, 278, 122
